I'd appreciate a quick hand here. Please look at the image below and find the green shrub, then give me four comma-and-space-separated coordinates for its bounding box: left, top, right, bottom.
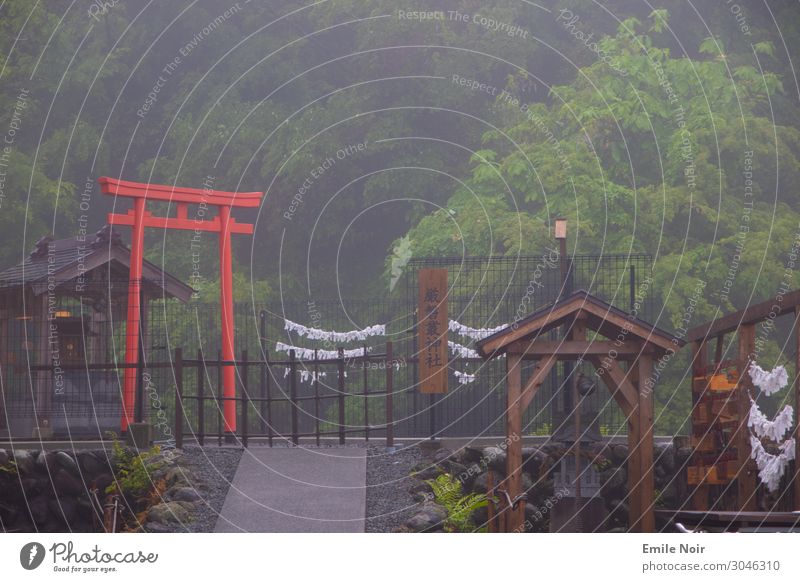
105, 433, 164, 497
427, 473, 488, 533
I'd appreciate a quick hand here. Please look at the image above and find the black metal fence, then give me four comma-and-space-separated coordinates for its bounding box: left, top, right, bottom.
1, 253, 655, 441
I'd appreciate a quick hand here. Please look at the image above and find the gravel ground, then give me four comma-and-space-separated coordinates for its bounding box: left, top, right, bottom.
365, 444, 424, 533
173, 445, 243, 533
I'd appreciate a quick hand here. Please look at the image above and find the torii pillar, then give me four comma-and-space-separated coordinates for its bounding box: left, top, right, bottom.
99, 177, 263, 435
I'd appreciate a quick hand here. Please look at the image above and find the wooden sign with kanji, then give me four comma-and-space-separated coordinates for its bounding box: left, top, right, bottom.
418, 268, 448, 394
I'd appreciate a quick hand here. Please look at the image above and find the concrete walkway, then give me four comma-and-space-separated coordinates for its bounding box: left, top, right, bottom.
214, 447, 366, 532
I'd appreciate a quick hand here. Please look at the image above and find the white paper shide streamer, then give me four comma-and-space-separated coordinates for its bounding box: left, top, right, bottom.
747, 363, 796, 493
454, 370, 476, 384
748, 398, 794, 442
275, 341, 371, 360
748, 364, 789, 396
448, 341, 479, 359
284, 319, 385, 343
449, 320, 509, 340
749, 436, 796, 493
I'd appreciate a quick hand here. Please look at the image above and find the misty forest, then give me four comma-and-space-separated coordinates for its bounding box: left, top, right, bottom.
1, 0, 800, 436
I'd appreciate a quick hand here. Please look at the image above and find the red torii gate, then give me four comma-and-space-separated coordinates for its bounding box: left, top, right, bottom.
98, 177, 263, 435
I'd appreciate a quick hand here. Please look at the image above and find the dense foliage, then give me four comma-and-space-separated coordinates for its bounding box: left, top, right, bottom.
2, 1, 799, 431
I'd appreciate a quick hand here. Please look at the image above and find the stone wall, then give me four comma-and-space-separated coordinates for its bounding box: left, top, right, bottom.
0, 447, 202, 533
0, 448, 115, 532
400, 441, 686, 532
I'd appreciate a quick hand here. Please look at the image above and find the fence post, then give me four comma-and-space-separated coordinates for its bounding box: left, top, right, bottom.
241, 350, 249, 448
363, 344, 369, 441
386, 341, 394, 448
314, 349, 320, 447
338, 347, 346, 445
259, 310, 268, 436
174, 348, 183, 450
217, 349, 223, 447
197, 349, 205, 446
290, 349, 298, 446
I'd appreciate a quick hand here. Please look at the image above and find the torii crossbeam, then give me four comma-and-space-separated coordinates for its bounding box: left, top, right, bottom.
99, 177, 264, 435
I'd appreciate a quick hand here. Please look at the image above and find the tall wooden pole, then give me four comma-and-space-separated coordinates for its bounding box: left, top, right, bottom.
505, 352, 525, 532
219, 205, 236, 434
121, 197, 145, 432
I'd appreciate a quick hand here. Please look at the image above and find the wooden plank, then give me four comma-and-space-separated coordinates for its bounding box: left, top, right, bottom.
687, 289, 800, 342
520, 353, 558, 411
505, 353, 525, 532
736, 324, 757, 511
638, 353, 655, 532
418, 268, 448, 394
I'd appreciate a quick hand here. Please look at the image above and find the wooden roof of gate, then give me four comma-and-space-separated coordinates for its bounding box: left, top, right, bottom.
475, 289, 684, 357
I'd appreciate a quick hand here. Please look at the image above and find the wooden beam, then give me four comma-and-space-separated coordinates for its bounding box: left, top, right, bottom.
736, 324, 757, 511
589, 359, 631, 418
108, 210, 254, 234
479, 300, 583, 355
638, 353, 655, 533
687, 289, 800, 342
98, 176, 263, 208
505, 353, 526, 532
591, 358, 637, 415
507, 340, 647, 357
794, 309, 800, 510
520, 353, 558, 411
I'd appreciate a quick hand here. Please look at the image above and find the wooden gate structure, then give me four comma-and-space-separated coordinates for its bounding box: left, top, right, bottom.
477, 290, 684, 532
687, 291, 800, 512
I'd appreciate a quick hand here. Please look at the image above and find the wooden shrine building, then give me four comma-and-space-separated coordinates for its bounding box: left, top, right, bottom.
0, 226, 193, 438
476, 290, 685, 533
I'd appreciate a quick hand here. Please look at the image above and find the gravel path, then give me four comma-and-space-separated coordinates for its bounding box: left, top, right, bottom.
173, 446, 243, 533
365, 444, 424, 533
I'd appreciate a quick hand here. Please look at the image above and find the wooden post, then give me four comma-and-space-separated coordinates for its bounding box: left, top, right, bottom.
174, 348, 183, 449
689, 340, 709, 511
737, 324, 757, 511
794, 309, 800, 510
386, 341, 394, 448
638, 352, 655, 532
505, 353, 525, 532
338, 347, 346, 445
266, 349, 273, 447
314, 349, 321, 447
290, 349, 298, 446
197, 349, 205, 446
217, 350, 223, 447
363, 345, 369, 441
627, 363, 642, 532
486, 471, 497, 533
241, 350, 249, 449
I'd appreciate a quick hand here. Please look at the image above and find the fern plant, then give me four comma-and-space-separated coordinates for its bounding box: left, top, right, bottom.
427, 473, 488, 533
105, 432, 164, 497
